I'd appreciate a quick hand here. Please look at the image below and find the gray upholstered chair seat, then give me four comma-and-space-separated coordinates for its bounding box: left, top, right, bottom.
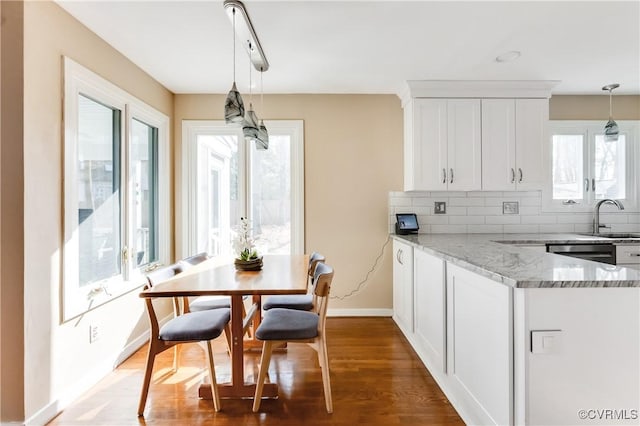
189, 296, 232, 312
255, 308, 318, 341
159, 308, 230, 342
262, 294, 313, 311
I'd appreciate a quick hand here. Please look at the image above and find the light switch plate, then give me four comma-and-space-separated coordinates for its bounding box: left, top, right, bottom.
531, 330, 562, 354
434, 202, 446, 214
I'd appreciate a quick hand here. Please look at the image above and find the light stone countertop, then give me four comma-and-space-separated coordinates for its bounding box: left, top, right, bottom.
392, 233, 640, 288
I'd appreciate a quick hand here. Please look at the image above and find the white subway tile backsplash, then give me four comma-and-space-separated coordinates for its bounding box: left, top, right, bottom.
449, 197, 485, 207
388, 190, 639, 235
431, 224, 468, 233
449, 215, 485, 225
504, 224, 540, 233
468, 224, 504, 233
521, 215, 557, 224
539, 224, 575, 233
485, 215, 521, 225
467, 206, 503, 216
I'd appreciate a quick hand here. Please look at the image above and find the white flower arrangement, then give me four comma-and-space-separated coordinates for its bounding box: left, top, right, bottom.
232, 217, 259, 261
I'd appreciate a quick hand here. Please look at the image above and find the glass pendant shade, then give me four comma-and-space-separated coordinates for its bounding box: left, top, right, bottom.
256, 119, 269, 150
243, 104, 260, 142
602, 83, 620, 142
225, 82, 245, 124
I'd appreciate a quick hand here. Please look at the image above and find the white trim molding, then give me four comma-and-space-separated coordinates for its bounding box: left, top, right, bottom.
327, 309, 393, 317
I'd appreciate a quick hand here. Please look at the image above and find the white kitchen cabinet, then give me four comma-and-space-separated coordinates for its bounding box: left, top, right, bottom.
404, 98, 481, 191
413, 249, 446, 373
392, 239, 413, 335
446, 263, 512, 426
482, 98, 548, 190
616, 244, 640, 270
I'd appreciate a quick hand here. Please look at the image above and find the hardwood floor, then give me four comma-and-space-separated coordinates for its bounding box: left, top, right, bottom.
48, 318, 463, 425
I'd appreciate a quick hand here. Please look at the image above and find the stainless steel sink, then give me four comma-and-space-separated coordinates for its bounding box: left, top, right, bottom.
578, 233, 640, 239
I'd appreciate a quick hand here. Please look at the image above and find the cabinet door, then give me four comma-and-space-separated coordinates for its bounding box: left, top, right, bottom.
414, 249, 446, 373
515, 99, 548, 190
409, 99, 448, 191
447, 99, 482, 191
446, 264, 512, 426
482, 99, 516, 190
392, 240, 414, 334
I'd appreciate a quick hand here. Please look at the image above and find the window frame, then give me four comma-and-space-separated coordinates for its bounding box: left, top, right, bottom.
180, 120, 305, 258
63, 57, 170, 322
543, 120, 639, 213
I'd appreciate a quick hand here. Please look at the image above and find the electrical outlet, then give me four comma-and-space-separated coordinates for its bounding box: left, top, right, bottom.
434, 201, 447, 214
89, 324, 100, 344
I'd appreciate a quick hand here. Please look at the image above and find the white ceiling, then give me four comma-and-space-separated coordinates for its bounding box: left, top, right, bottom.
56, 1, 640, 96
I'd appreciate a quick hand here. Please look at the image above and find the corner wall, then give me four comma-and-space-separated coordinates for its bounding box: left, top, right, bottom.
22, 1, 173, 422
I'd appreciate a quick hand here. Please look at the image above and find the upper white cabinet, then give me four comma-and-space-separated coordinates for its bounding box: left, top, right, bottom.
482, 98, 548, 190
401, 81, 557, 192
405, 98, 481, 191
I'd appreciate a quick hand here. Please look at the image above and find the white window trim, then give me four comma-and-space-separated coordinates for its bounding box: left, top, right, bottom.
63, 57, 170, 322
543, 120, 639, 213
180, 120, 305, 258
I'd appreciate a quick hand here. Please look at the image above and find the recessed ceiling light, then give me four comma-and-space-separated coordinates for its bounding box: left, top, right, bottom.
495, 51, 521, 63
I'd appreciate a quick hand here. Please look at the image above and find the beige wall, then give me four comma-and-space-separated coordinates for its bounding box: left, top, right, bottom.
550, 95, 640, 120
22, 1, 173, 421
174, 94, 404, 311
1, 1, 25, 421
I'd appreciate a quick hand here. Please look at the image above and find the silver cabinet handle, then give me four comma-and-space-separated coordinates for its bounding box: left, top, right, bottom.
585, 178, 589, 192
442, 168, 447, 184
628, 253, 640, 257
510, 168, 515, 183
397, 249, 403, 265
592, 178, 596, 192
518, 168, 523, 183
450, 168, 454, 184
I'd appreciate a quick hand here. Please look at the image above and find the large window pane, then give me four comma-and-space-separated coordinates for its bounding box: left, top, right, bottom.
552, 134, 584, 200
251, 135, 291, 254
131, 118, 158, 267
195, 134, 238, 256
77, 95, 121, 287
594, 134, 626, 199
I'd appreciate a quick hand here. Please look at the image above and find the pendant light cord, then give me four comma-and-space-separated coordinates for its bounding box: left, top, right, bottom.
609, 89, 613, 120
260, 67, 264, 115
248, 43, 253, 105
232, 8, 236, 83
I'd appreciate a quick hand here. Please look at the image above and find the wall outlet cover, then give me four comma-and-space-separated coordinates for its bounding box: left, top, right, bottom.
503, 201, 519, 215
434, 202, 447, 214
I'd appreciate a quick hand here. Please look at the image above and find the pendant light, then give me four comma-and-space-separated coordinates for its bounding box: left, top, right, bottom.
602, 83, 620, 142
224, 7, 245, 124
243, 50, 260, 142
256, 67, 269, 150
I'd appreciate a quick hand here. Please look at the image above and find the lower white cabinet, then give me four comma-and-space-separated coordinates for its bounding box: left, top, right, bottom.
392, 239, 413, 335
413, 250, 446, 373
446, 263, 512, 426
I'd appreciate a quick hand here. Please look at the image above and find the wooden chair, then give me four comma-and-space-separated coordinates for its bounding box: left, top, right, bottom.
178, 252, 232, 313
138, 284, 230, 416
262, 252, 326, 311
252, 262, 334, 413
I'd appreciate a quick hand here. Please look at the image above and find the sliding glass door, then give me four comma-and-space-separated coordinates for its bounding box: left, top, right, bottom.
182, 121, 304, 258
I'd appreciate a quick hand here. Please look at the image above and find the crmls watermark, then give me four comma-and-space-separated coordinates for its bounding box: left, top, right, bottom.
577, 409, 639, 421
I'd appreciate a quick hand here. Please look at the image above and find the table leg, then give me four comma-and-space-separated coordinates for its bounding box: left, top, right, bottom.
199, 294, 277, 399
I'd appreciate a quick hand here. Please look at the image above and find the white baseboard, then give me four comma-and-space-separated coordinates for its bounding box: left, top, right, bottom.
327, 308, 393, 317
24, 314, 171, 426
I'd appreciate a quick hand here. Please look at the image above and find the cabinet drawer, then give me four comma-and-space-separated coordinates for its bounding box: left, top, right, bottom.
616, 245, 640, 264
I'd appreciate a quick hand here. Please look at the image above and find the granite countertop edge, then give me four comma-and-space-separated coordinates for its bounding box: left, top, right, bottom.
392, 233, 640, 289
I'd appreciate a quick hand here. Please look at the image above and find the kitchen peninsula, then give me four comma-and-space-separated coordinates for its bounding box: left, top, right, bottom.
392, 233, 640, 426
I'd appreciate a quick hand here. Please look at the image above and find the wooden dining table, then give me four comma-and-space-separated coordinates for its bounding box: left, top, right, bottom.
140, 254, 309, 399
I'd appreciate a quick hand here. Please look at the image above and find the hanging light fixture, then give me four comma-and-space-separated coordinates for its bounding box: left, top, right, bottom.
256, 67, 269, 150
224, 6, 245, 124
243, 52, 260, 143
602, 83, 620, 142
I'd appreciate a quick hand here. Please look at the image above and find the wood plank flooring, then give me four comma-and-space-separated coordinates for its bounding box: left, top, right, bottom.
48, 317, 463, 425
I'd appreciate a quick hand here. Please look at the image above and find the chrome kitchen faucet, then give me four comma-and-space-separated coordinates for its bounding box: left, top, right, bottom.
593, 199, 625, 234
